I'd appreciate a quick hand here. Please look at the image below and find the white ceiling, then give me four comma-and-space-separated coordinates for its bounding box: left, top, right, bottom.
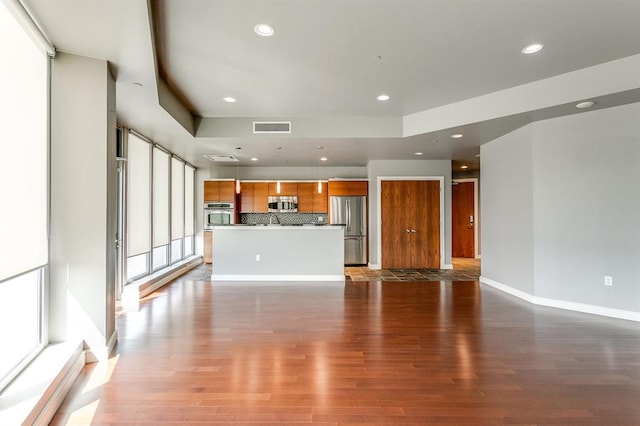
22, 0, 640, 170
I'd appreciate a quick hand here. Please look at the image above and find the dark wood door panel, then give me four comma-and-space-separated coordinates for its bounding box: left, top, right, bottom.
452, 181, 475, 258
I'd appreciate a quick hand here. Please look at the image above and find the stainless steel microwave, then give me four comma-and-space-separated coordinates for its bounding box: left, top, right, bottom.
204, 202, 234, 228
268, 196, 298, 213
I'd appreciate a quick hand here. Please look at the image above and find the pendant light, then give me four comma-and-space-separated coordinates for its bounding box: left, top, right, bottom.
317, 146, 324, 194
235, 153, 241, 194
276, 146, 283, 193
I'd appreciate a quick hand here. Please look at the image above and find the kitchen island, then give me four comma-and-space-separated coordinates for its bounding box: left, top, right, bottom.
210, 225, 344, 281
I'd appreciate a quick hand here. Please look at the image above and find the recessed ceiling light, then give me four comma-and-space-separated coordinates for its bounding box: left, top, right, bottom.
460, 165, 469, 169
377, 94, 390, 101
251, 157, 258, 161
254, 24, 274, 37
373, 55, 383, 61
133, 82, 143, 87
576, 101, 596, 109
275, 146, 283, 150
320, 157, 328, 161
316, 146, 324, 150
450, 133, 463, 139
223, 97, 237, 103
414, 152, 423, 156
521, 43, 544, 54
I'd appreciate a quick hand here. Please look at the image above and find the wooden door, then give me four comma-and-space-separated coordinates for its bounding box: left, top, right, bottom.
204, 181, 219, 201
240, 182, 254, 213
313, 182, 328, 213
328, 180, 368, 196
452, 181, 475, 258
297, 183, 314, 213
410, 180, 440, 268
218, 181, 235, 202
253, 182, 269, 212
381, 181, 411, 268
381, 180, 440, 269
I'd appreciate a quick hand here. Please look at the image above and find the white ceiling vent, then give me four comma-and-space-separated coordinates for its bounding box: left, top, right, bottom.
253, 121, 291, 134
203, 155, 239, 162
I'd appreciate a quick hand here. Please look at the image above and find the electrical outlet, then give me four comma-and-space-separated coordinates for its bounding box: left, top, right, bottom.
317, 216, 324, 222
604, 276, 613, 286
256, 254, 261, 262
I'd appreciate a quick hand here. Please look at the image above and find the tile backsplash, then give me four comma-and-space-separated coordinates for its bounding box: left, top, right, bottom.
240, 213, 328, 225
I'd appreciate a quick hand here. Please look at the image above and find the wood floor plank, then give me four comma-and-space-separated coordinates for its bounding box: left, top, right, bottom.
51, 268, 640, 424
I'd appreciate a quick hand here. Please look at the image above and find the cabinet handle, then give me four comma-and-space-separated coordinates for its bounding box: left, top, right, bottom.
410, 229, 416, 233
406, 229, 411, 233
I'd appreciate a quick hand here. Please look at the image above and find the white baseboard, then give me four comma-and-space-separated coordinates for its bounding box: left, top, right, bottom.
211, 274, 345, 282
84, 330, 118, 363
367, 263, 381, 270
136, 256, 202, 299
0, 342, 85, 426
442, 263, 453, 270
480, 276, 640, 322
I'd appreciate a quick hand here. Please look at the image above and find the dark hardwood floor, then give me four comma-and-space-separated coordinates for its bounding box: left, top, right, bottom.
52, 272, 640, 424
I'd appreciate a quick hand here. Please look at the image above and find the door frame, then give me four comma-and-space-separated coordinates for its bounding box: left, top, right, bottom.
376, 176, 446, 269
452, 178, 480, 259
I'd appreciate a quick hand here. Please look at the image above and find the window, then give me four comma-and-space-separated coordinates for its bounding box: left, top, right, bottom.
125, 132, 197, 282
152, 147, 170, 270
126, 132, 151, 280
0, 2, 48, 389
170, 158, 185, 263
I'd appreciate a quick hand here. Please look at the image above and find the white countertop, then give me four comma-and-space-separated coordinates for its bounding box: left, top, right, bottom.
211, 225, 343, 230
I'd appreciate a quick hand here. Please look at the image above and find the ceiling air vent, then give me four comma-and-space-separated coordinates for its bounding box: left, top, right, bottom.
253, 121, 291, 134
204, 155, 239, 162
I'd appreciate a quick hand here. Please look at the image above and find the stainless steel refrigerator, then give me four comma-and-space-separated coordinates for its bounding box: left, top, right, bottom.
330, 196, 367, 265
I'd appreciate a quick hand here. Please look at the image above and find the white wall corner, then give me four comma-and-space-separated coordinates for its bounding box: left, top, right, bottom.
480, 276, 640, 323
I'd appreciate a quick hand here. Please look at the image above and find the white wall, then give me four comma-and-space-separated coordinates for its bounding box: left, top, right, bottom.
532, 103, 640, 312
366, 159, 452, 267
49, 53, 117, 357
481, 126, 535, 294
481, 103, 640, 316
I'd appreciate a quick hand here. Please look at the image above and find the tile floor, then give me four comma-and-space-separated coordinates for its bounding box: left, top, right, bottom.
184, 257, 480, 282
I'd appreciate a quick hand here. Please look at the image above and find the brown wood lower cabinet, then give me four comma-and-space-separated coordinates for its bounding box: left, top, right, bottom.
381, 180, 440, 268
204, 231, 212, 264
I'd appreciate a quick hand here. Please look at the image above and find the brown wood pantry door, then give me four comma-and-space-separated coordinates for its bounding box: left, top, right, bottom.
381, 180, 440, 269
452, 181, 475, 258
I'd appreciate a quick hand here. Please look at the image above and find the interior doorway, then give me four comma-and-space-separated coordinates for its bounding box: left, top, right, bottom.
452, 178, 479, 259
380, 179, 441, 269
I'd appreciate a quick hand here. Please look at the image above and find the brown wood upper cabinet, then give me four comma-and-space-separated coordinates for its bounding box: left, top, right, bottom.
204, 180, 235, 202
239, 182, 269, 213
327, 180, 368, 196
268, 182, 297, 196
297, 182, 328, 213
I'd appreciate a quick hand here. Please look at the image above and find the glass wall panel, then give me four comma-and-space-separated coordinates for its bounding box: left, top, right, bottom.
0, 270, 42, 388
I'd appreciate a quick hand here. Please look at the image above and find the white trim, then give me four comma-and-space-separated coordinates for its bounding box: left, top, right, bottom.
0, 342, 85, 426
442, 263, 454, 270
2, 0, 56, 57
452, 178, 480, 259
376, 176, 446, 269
367, 263, 381, 270
84, 330, 118, 363
480, 276, 640, 322
211, 274, 345, 282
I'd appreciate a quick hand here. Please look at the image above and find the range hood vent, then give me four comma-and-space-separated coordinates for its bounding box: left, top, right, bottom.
204, 155, 239, 162
253, 121, 291, 134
